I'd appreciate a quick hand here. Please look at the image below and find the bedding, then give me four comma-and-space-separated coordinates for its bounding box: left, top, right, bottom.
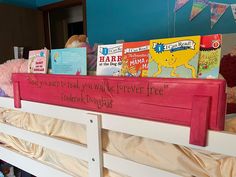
0, 59, 27, 97
1, 108, 236, 177
0, 89, 7, 97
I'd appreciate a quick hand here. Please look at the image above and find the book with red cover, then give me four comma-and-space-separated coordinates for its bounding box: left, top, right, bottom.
198, 34, 222, 78
121, 41, 149, 77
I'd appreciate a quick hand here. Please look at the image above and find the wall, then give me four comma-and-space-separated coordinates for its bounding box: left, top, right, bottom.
87, 0, 169, 45
0, 0, 63, 8
0, 3, 45, 62
2, 0, 236, 45
87, 0, 236, 45
0, 0, 36, 8
36, 0, 63, 7
172, 0, 236, 37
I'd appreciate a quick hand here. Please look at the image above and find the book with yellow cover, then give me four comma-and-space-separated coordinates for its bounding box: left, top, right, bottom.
148, 36, 201, 78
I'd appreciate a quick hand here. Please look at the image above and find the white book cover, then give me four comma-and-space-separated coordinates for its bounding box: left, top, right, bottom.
96, 44, 123, 76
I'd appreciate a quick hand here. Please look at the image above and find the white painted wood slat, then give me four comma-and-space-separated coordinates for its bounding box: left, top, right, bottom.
103, 153, 181, 177
0, 146, 70, 177
87, 114, 103, 177
0, 123, 88, 161
1, 96, 236, 177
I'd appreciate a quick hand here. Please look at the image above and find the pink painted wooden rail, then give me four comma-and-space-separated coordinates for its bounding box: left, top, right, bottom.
12, 73, 227, 146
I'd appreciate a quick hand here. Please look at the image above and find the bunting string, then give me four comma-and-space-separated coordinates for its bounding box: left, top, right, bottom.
231, 4, 236, 22
174, 0, 236, 28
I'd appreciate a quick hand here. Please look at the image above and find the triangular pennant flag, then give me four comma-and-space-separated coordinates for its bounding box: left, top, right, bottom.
209, 2, 229, 28
231, 4, 236, 22
190, 0, 209, 21
174, 0, 189, 12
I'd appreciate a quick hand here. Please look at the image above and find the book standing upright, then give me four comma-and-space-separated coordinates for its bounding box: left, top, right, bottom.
121, 41, 149, 77
148, 36, 201, 78
50, 48, 87, 75
96, 44, 123, 76
198, 34, 222, 79
28, 49, 49, 74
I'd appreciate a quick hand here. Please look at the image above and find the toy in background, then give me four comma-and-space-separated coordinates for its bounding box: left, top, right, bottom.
87, 43, 98, 75
0, 161, 15, 177
0, 59, 28, 97
65, 35, 88, 49
5, 167, 15, 177
28, 49, 49, 74
0, 88, 7, 97
148, 36, 201, 78
65, 35, 97, 75
0, 160, 32, 177
198, 34, 222, 79
96, 44, 123, 76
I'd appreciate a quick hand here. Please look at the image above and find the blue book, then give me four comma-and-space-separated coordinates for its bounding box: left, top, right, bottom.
51, 48, 87, 75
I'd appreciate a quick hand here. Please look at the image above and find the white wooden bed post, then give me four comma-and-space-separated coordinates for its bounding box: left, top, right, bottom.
86, 113, 103, 177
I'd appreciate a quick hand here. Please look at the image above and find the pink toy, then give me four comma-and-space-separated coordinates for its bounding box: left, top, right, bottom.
0, 59, 28, 97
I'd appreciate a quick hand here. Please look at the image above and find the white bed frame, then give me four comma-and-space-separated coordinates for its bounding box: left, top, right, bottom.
0, 96, 236, 177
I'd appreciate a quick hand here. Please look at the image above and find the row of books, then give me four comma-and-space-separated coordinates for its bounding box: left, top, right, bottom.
28, 48, 87, 75
28, 34, 222, 79
97, 34, 222, 79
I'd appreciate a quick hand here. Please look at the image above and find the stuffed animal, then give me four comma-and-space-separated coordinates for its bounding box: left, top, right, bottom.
0, 59, 28, 97
65, 34, 87, 48
65, 35, 93, 53
0, 88, 6, 97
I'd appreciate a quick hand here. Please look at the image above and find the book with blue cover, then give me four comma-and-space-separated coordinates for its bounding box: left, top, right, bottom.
51, 48, 87, 75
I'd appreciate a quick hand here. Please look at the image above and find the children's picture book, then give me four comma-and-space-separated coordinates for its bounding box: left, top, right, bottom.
148, 36, 201, 78
198, 34, 222, 79
28, 49, 49, 74
51, 48, 87, 75
121, 41, 149, 77
96, 44, 123, 76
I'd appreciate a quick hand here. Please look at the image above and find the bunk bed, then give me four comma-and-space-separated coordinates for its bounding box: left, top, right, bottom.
0, 73, 236, 177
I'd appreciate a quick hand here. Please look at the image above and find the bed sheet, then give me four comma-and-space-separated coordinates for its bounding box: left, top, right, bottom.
1, 108, 236, 177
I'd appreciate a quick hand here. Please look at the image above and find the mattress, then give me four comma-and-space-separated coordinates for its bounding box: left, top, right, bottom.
1, 108, 236, 177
